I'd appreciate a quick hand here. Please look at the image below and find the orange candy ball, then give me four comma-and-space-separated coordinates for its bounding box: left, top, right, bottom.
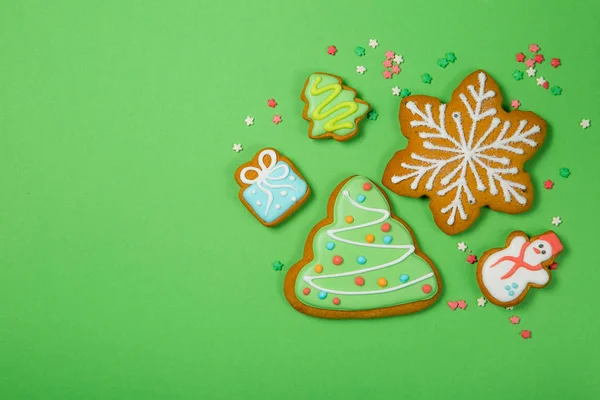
314, 264, 323, 273
378, 278, 388, 287
366, 234, 375, 243
345, 216, 354, 223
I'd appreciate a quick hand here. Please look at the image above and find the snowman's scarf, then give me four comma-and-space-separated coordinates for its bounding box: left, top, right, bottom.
489, 241, 544, 280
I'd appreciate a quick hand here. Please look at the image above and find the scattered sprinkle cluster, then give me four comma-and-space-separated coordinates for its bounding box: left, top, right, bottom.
382, 50, 403, 79
514, 43, 562, 94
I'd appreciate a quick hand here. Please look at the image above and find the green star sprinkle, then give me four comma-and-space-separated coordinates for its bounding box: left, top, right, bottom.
421, 73, 433, 84
551, 86, 562, 96
355, 46, 366, 56
513, 70, 524, 80
446, 52, 457, 63
400, 88, 411, 98
438, 58, 449, 68
367, 110, 378, 121
559, 168, 571, 178
272, 261, 284, 271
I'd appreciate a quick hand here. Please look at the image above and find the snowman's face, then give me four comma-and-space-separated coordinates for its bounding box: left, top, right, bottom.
524, 240, 554, 264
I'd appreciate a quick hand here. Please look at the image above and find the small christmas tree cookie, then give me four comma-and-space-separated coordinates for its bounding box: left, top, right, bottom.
301, 73, 370, 141
284, 176, 442, 318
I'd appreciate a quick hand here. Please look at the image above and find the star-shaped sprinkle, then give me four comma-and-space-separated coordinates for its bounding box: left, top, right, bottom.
244, 116, 254, 126
438, 58, 449, 68
457, 300, 467, 310
551, 58, 561, 68
356, 65, 366, 74
521, 330, 532, 339
526, 67, 537, 77
536, 76, 546, 86
272, 115, 282, 125
516, 52, 526, 62
580, 119, 591, 129
383, 70, 392, 79
421, 73, 433, 84
511, 99, 521, 109
272, 261, 284, 271
542, 81, 549, 90
392, 86, 401, 96
506, 306, 514, 311
267, 99, 277, 108
534, 54, 544, 64
355, 46, 366, 56
513, 70, 524, 80
448, 301, 459, 310
559, 168, 571, 178
551, 86, 562, 96
549, 262, 558, 270
551, 216, 562, 227
367, 110, 378, 120
369, 39, 378, 49
529, 44, 540, 53
446, 52, 457, 63
232, 143, 243, 153
383, 59, 393, 68
385, 50, 395, 59
525, 58, 535, 68
400, 88, 411, 98
477, 297, 487, 307
393, 54, 404, 64
544, 179, 554, 189
327, 45, 337, 55
457, 241, 467, 251
509, 316, 520, 325
392, 65, 400, 74
466, 254, 478, 264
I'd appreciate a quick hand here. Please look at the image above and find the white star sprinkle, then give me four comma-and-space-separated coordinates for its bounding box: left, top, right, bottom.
505, 306, 514, 311
232, 143, 243, 153
552, 216, 562, 227
369, 39, 378, 49
580, 119, 591, 129
526, 67, 536, 77
477, 297, 487, 307
393, 54, 404, 64
536, 77, 546, 86
356, 65, 366, 74
457, 242, 467, 252
391, 86, 401, 96
244, 116, 254, 126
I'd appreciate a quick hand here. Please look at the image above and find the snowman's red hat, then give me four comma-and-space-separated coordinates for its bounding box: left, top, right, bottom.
538, 232, 563, 255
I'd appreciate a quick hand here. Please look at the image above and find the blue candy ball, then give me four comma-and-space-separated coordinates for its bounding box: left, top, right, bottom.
357, 194, 366, 203
512, 282, 518, 288
400, 274, 409, 283
383, 235, 393, 244
357, 256, 366, 264
326, 242, 335, 250
318, 291, 328, 300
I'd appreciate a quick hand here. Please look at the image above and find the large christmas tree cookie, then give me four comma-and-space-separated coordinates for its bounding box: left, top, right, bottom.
284, 176, 442, 319
382, 70, 547, 235
301, 72, 370, 141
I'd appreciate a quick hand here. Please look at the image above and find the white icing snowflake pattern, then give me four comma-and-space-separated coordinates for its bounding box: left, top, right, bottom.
388, 71, 545, 230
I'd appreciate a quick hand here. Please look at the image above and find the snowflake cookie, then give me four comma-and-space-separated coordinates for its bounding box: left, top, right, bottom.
382, 70, 547, 235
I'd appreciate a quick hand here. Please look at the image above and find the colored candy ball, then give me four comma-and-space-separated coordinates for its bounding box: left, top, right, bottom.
383, 235, 393, 244
378, 278, 388, 287
400, 274, 409, 283
366, 234, 375, 243
381, 223, 391, 232
332, 255, 343, 265
318, 291, 328, 299
355, 276, 365, 286
303, 288, 311, 295
314, 264, 323, 273
333, 297, 341, 305
363, 182, 372, 191
357, 256, 367, 264
345, 216, 354, 223
357, 194, 366, 203
326, 242, 335, 250
422, 284, 432, 294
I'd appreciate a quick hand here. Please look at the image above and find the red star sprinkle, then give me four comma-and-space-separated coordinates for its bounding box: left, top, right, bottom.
544, 179, 554, 189
383, 70, 393, 79
272, 115, 282, 125
551, 58, 561, 68
511, 100, 521, 109
385, 50, 395, 59
466, 255, 478, 264
549, 262, 558, 270
267, 99, 277, 108
525, 58, 535, 67
392, 65, 400, 74
529, 44, 540, 53
457, 300, 468, 310
521, 330, 532, 339
534, 54, 544, 64
383, 59, 393, 68
542, 81, 549, 89
509, 316, 520, 325
516, 52, 526, 62
327, 45, 337, 55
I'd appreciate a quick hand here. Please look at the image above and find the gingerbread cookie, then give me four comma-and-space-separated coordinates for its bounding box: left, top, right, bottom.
301, 72, 370, 141
382, 70, 547, 235
476, 230, 563, 307
235, 148, 310, 227
284, 176, 442, 319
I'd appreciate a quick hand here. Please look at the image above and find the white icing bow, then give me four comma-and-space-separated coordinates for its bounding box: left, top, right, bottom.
240, 149, 297, 216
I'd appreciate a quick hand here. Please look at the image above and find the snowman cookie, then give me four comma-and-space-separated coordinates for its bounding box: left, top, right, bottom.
476, 230, 564, 307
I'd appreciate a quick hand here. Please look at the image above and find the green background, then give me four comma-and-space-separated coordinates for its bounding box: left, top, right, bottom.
1, 0, 598, 398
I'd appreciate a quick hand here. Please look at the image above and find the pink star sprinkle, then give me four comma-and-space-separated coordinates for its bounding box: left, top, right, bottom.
551, 58, 561, 68
466, 255, 478, 264
383, 59, 393, 68
448, 301, 459, 310
383, 70, 392, 79
542, 81, 549, 89
272, 115, 282, 125
392, 65, 400, 74
511, 100, 521, 109
516, 52, 526, 62
529, 44, 540, 53
534, 54, 544, 64
509, 316, 520, 325
521, 330, 532, 339
267, 99, 277, 108
327, 45, 337, 55
457, 300, 467, 310
385, 50, 395, 59
549, 262, 558, 270
525, 58, 535, 68
544, 179, 554, 189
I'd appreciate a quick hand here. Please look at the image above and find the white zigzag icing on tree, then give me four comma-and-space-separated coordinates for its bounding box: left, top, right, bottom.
391, 72, 541, 226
